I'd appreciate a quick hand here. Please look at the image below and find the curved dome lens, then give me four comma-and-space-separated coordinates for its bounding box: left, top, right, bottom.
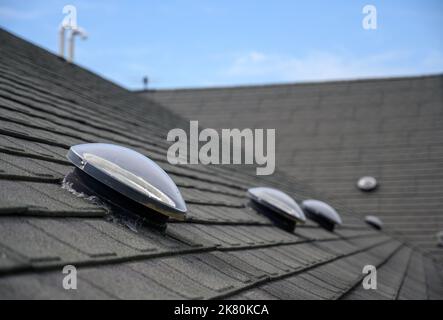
302, 199, 342, 231
67, 143, 187, 220
365, 215, 383, 230
248, 187, 306, 223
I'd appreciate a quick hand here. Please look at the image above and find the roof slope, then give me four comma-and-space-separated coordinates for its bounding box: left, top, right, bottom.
0, 28, 442, 300
141, 75, 443, 264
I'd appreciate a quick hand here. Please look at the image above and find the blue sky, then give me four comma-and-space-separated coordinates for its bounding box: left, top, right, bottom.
1, 0, 442, 89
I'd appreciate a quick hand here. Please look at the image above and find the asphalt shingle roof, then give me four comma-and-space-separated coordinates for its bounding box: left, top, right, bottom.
1, 28, 442, 300
142, 74, 443, 265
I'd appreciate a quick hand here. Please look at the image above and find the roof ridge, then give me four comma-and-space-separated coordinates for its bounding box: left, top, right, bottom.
138, 74, 443, 93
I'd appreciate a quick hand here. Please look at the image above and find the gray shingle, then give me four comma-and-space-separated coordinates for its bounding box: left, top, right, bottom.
144, 74, 443, 262
0, 217, 86, 264
0, 270, 113, 299
80, 264, 183, 299
27, 218, 136, 258
0, 27, 441, 300
160, 255, 243, 293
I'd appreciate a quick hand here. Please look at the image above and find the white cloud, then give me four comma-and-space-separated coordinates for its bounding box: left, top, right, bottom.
221, 50, 443, 83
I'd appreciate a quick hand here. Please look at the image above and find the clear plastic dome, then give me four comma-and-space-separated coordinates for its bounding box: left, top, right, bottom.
247, 187, 306, 223
365, 215, 383, 230
302, 199, 342, 225
67, 143, 187, 219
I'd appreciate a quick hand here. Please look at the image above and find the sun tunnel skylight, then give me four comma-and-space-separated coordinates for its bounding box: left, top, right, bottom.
67, 143, 187, 221
301, 199, 342, 231
365, 215, 383, 230
247, 187, 306, 232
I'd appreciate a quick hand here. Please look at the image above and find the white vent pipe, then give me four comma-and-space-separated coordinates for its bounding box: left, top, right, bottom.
67, 27, 87, 63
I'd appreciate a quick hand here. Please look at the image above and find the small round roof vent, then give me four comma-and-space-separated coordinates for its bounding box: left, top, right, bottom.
301, 199, 342, 231
247, 187, 306, 232
365, 215, 383, 230
357, 176, 378, 192
67, 143, 187, 220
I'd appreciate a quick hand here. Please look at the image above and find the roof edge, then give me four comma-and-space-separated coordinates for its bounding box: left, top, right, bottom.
0, 27, 127, 91
136, 73, 443, 93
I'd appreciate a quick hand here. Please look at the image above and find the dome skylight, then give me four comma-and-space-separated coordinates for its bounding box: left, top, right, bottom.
247, 187, 306, 232
301, 199, 342, 231
365, 215, 383, 230
67, 143, 187, 221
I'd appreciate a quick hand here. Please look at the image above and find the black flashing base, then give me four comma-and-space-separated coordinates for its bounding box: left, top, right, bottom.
365, 221, 382, 230
65, 168, 168, 232
249, 200, 296, 233
304, 211, 335, 232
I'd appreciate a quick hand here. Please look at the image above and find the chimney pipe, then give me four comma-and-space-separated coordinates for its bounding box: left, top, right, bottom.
68, 30, 75, 63
67, 28, 87, 63
58, 26, 66, 58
